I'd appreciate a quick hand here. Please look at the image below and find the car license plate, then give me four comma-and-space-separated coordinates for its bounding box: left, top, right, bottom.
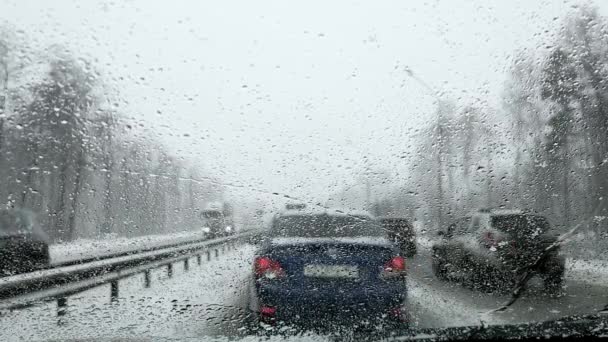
303, 264, 359, 279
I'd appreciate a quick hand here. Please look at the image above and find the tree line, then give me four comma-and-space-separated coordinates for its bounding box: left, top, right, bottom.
0, 29, 222, 242
370, 6, 607, 235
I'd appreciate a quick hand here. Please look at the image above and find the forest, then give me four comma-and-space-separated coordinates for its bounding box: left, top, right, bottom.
0, 29, 222, 242
365, 6, 608, 236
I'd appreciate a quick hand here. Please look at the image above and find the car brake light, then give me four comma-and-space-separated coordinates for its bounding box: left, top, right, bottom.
254, 256, 285, 280
259, 305, 277, 324
382, 256, 406, 279
260, 306, 276, 316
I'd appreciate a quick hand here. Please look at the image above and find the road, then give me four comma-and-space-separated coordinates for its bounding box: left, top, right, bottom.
1, 242, 607, 341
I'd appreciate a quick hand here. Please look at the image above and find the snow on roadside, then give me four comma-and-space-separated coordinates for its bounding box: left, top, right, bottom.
565, 258, 608, 287
407, 278, 507, 328
1, 245, 258, 341
416, 235, 434, 250
50, 230, 209, 265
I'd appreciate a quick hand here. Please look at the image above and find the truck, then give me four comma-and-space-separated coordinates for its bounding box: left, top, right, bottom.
200, 202, 235, 239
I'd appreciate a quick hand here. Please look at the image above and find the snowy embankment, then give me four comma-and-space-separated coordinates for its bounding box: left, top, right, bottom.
49, 230, 210, 265
416, 234, 608, 287
1, 245, 265, 341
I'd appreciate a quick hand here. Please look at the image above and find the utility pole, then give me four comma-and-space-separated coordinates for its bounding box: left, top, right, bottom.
366, 178, 372, 212
404, 67, 436, 96
364, 157, 372, 212
0, 42, 8, 154
403, 66, 447, 230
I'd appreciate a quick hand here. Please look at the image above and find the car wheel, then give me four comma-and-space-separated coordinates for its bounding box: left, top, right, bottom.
540, 256, 565, 296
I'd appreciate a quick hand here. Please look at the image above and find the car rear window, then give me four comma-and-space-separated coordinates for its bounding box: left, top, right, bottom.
380, 218, 411, 227
202, 211, 223, 219
271, 214, 384, 238
491, 214, 550, 238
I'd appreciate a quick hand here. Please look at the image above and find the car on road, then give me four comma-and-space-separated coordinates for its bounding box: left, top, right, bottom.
200, 202, 235, 238
378, 216, 417, 257
248, 209, 409, 333
431, 209, 565, 295
0, 209, 50, 276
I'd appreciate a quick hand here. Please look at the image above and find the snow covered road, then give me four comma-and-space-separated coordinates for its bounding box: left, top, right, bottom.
1, 242, 607, 341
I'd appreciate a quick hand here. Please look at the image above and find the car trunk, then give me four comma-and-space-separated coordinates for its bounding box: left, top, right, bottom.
266, 238, 394, 284
260, 237, 402, 312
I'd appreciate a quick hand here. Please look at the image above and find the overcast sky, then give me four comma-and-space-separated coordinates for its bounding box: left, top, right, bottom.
1, 0, 605, 208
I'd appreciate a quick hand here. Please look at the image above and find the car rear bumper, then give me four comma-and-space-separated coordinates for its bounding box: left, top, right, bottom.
254, 280, 408, 324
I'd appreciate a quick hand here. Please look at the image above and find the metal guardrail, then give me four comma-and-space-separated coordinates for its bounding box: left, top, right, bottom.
47, 231, 245, 268
0, 230, 258, 312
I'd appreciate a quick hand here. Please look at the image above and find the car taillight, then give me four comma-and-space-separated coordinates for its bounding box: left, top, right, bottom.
382, 256, 407, 279
254, 256, 285, 280
259, 305, 277, 324
260, 306, 276, 316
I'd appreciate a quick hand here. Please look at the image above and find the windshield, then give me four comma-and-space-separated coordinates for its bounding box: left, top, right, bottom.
1, 0, 608, 341
271, 214, 383, 238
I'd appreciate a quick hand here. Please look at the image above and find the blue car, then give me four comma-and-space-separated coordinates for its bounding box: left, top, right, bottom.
248, 210, 409, 333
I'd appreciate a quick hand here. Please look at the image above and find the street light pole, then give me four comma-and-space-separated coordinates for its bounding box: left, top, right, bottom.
404, 67, 437, 97
0, 42, 8, 153
364, 157, 372, 213
403, 66, 446, 230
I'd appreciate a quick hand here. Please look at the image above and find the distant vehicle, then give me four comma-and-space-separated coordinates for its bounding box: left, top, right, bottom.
248, 209, 409, 333
284, 203, 306, 211
431, 209, 565, 295
378, 217, 417, 257
200, 202, 235, 239
0, 209, 50, 275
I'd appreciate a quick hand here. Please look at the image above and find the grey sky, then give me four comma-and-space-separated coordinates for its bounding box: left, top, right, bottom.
0, 0, 603, 207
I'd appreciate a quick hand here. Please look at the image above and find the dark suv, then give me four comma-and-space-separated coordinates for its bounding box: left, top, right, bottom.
431, 209, 565, 294
378, 217, 417, 257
